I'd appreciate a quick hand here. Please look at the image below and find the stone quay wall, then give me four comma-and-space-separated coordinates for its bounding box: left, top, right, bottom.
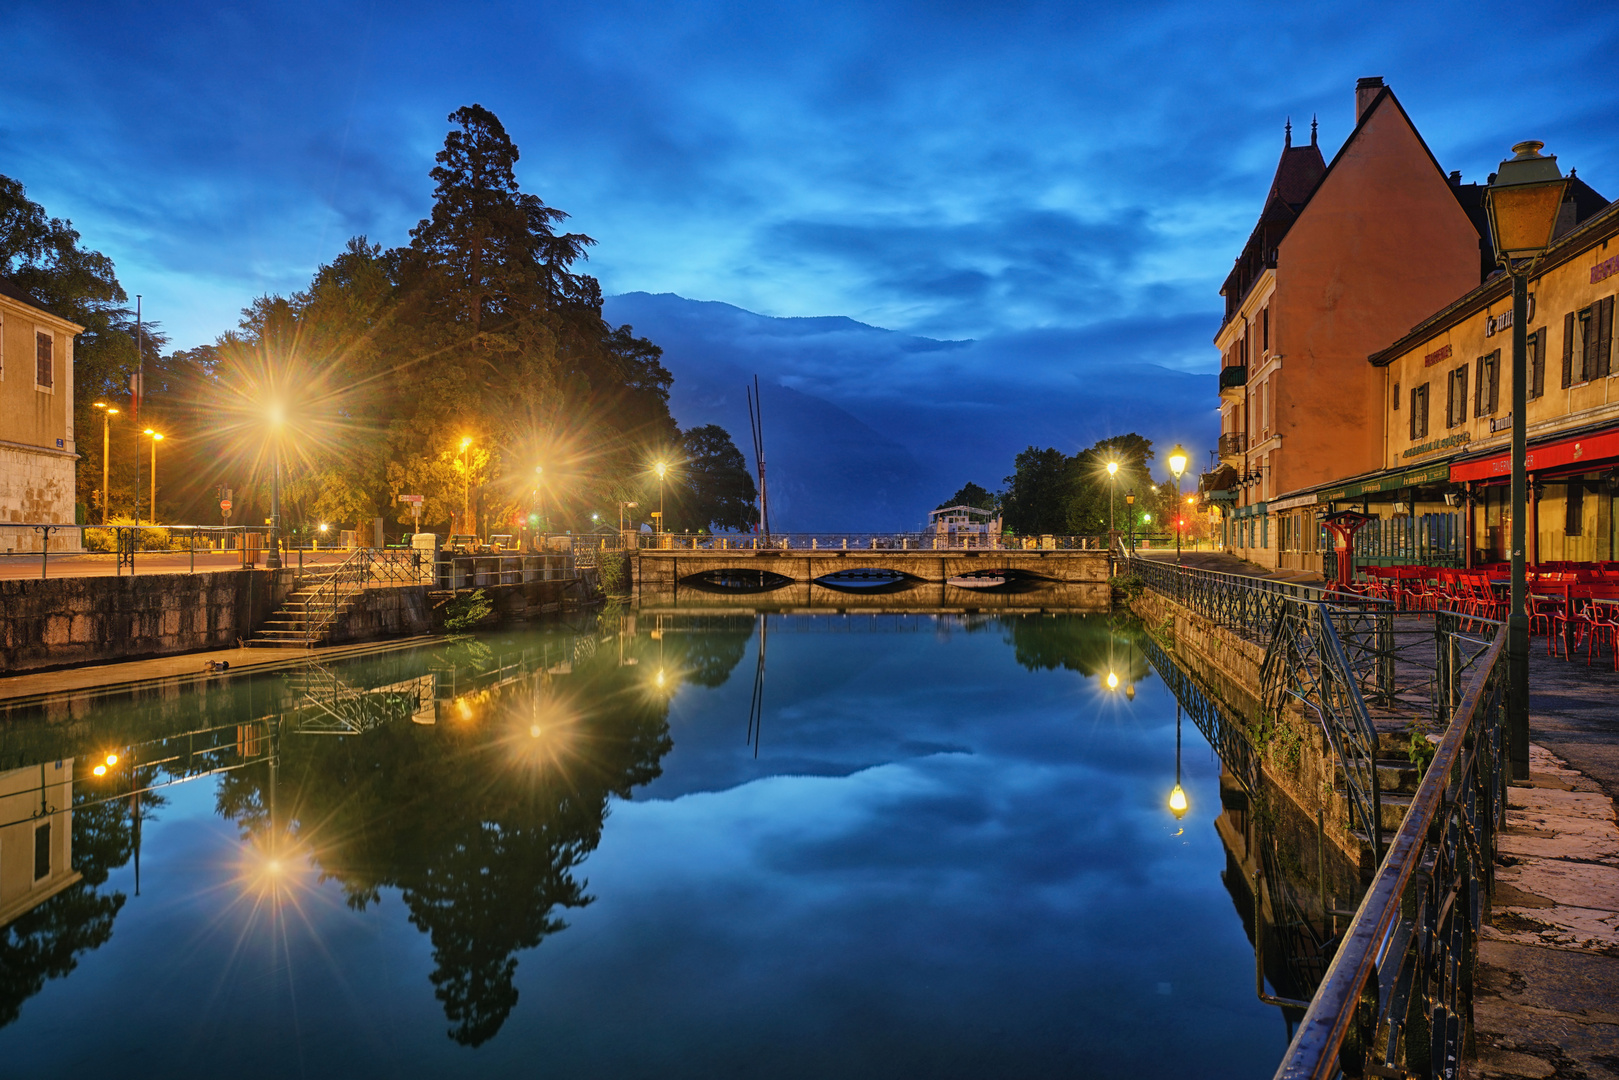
1131, 586, 1371, 870
0, 569, 295, 673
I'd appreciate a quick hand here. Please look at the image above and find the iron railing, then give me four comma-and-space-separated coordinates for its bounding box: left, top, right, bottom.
1125, 556, 1364, 640
301, 549, 425, 645
1131, 556, 1510, 1077
1275, 629, 1507, 1079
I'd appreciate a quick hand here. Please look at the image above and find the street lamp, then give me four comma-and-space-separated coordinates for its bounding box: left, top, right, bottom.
93, 403, 118, 524
1106, 460, 1119, 553
653, 461, 668, 537
1486, 139, 1570, 783
1167, 445, 1189, 565
266, 403, 284, 568
1125, 491, 1137, 554
143, 430, 164, 523
459, 437, 473, 538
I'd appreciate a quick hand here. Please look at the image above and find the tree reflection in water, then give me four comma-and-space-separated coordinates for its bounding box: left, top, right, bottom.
999, 613, 1151, 687
216, 631, 685, 1046
0, 783, 159, 1028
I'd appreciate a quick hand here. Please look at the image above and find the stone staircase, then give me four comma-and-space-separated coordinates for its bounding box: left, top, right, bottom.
247, 570, 352, 648
1338, 739, 1426, 861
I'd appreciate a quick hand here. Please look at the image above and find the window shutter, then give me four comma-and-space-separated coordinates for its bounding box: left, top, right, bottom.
1420, 386, 1429, 437
34, 332, 52, 389
1409, 388, 1418, 440
1490, 351, 1501, 414
1531, 329, 1547, 398
1596, 296, 1614, 379
1456, 367, 1468, 426
1473, 357, 1485, 417
1566, 480, 1585, 536
1563, 311, 1576, 387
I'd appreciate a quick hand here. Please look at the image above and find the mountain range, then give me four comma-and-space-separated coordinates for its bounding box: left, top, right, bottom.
602, 292, 1217, 532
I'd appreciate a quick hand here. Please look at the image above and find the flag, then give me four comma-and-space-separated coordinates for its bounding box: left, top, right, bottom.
129, 371, 143, 420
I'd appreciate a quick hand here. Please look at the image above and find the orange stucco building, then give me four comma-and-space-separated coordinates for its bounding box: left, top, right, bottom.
1211, 78, 1491, 569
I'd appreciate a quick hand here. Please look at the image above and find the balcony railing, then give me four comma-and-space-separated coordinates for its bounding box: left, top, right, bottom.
1219, 365, 1248, 393
1217, 431, 1246, 457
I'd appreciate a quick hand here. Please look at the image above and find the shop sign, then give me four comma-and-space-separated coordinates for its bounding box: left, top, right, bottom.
1593, 253, 1619, 285
1484, 295, 1536, 336
1450, 425, 1619, 482
1489, 414, 1513, 434
1320, 463, 1451, 502
1422, 343, 1453, 367
1402, 431, 1471, 459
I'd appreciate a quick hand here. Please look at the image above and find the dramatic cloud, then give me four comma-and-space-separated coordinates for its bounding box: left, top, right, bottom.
4, 0, 1616, 351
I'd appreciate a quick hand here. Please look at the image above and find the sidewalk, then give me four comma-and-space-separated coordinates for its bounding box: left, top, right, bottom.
0, 635, 441, 708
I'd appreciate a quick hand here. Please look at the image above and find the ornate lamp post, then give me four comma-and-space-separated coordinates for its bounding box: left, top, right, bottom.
1486, 140, 1570, 783
1167, 445, 1189, 565
93, 403, 118, 523
1125, 491, 1136, 554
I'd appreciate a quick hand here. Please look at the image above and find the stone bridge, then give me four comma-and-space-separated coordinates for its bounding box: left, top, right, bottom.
629, 548, 1113, 609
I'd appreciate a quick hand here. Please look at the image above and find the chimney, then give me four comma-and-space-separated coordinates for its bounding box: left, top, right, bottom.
1356, 76, 1385, 123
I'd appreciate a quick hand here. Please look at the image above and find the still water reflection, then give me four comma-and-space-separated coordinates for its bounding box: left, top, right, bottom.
1, 612, 1330, 1078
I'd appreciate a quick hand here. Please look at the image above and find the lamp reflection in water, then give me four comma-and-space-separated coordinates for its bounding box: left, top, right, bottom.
1168, 703, 1188, 827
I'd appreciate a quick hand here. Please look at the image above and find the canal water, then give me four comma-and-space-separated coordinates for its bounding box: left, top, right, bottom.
0, 611, 1334, 1078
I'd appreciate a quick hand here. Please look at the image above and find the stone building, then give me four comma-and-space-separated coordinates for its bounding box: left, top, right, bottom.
0, 277, 83, 552
1211, 78, 1493, 570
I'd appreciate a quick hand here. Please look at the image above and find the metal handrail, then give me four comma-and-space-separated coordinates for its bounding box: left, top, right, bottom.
1275, 630, 1506, 1078
301, 549, 423, 644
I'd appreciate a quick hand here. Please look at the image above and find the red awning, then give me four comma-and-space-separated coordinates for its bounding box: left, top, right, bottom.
1450, 424, 1619, 483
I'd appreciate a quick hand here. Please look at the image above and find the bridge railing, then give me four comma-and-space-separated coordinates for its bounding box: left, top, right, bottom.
631, 532, 1125, 552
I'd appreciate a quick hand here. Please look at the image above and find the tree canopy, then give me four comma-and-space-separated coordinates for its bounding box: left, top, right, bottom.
1, 107, 759, 537
935, 482, 997, 512
1000, 435, 1176, 536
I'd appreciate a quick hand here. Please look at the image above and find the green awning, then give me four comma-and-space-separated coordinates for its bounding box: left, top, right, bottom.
1320, 462, 1451, 502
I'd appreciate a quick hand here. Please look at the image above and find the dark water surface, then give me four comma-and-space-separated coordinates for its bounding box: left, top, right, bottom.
0, 612, 1299, 1078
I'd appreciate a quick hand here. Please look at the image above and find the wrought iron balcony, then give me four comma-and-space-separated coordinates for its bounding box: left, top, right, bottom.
1219, 365, 1248, 396
1217, 431, 1246, 459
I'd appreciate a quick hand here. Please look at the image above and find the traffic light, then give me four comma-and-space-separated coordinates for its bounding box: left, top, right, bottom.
527, 513, 540, 529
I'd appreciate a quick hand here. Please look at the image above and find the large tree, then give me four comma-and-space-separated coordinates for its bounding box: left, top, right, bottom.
1001, 447, 1074, 535
670, 424, 758, 532
181, 106, 680, 538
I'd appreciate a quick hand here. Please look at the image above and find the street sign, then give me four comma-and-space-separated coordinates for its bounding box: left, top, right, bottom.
399, 494, 424, 504
219, 499, 232, 512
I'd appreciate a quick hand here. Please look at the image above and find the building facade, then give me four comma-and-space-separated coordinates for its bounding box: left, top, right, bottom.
1211, 78, 1491, 569
0, 278, 83, 553
1368, 195, 1619, 567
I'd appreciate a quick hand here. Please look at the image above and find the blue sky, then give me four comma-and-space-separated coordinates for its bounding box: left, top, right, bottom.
4, 1, 1618, 504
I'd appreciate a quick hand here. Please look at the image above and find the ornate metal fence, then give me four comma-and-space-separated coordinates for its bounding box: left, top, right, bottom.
1275, 630, 1506, 1079
1128, 556, 1509, 1077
